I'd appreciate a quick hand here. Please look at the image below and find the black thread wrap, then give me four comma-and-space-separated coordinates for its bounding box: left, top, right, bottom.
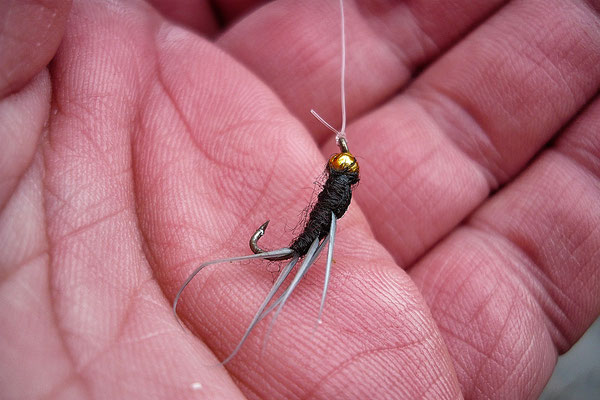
290, 164, 359, 256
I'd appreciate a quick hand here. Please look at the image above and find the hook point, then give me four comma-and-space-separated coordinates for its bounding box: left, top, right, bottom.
259, 220, 270, 232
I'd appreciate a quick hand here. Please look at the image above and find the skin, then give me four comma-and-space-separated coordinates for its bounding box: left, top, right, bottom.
1, 0, 599, 398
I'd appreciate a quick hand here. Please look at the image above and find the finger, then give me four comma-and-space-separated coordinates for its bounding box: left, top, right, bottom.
137, 20, 461, 400
217, 0, 507, 142
41, 1, 245, 398
0, 0, 71, 98
345, 0, 600, 265
0, 2, 71, 397
410, 95, 600, 399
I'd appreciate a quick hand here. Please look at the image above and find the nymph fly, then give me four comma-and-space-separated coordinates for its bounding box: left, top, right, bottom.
173, 0, 357, 364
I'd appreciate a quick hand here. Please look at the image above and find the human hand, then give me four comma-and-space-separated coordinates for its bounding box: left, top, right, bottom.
1, 0, 599, 399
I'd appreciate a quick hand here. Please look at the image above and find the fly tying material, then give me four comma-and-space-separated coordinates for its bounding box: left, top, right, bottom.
173, 0, 358, 364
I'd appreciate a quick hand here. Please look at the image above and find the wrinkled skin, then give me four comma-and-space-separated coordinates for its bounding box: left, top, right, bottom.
1, 0, 599, 398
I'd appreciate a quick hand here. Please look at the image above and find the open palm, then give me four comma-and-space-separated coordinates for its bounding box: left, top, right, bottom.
2, 0, 599, 399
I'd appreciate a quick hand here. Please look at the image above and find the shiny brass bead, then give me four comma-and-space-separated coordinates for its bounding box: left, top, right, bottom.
328, 152, 359, 173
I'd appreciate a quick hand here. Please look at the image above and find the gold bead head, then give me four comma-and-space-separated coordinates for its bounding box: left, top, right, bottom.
328, 152, 359, 173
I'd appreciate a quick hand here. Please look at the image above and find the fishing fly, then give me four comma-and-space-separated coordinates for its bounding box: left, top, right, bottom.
173, 0, 357, 364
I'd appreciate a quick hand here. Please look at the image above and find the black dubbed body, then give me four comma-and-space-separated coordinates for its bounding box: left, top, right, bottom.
290, 162, 359, 256
247, 150, 360, 261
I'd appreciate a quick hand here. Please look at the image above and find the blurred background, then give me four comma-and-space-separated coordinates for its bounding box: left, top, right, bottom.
540, 317, 600, 399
